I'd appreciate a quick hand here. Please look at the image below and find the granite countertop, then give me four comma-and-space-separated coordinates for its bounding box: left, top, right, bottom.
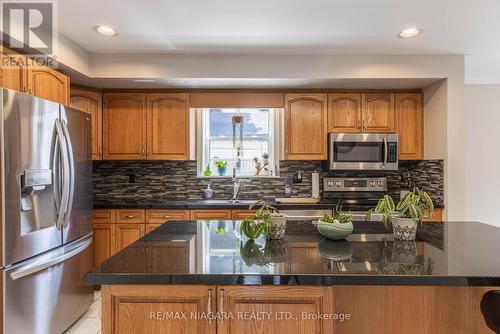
93, 199, 443, 210
85, 220, 500, 286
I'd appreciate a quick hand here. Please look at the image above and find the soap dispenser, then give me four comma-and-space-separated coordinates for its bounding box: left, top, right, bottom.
204, 183, 214, 199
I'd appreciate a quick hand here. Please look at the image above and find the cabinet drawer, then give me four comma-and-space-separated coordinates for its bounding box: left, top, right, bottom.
115, 209, 145, 223
93, 209, 115, 224
190, 210, 231, 220
231, 210, 258, 220
146, 209, 190, 224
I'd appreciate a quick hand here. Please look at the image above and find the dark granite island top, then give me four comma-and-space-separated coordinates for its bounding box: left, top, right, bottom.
85, 220, 500, 286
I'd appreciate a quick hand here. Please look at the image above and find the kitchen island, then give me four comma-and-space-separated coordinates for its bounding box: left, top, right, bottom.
86, 220, 500, 333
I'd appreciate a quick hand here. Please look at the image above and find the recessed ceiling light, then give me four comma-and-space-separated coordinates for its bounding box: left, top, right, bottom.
399, 27, 422, 38
133, 79, 155, 83
93, 25, 118, 36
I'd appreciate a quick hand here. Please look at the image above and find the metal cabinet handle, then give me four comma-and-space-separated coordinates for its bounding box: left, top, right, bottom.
99, 146, 102, 158
219, 289, 224, 323
161, 215, 172, 219
208, 289, 213, 324
142, 147, 146, 157
123, 215, 138, 218
362, 119, 365, 131
357, 120, 362, 129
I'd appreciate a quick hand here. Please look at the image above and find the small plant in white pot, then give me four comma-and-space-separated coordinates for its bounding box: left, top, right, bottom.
314, 207, 354, 240
250, 199, 287, 239
367, 188, 434, 240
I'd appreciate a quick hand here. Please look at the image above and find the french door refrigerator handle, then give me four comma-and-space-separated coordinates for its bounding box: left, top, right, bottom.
53, 130, 61, 214
9, 236, 92, 280
61, 120, 75, 228
54, 119, 70, 230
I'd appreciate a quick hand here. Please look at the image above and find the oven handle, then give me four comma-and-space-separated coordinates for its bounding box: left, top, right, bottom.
10, 236, 92, 280
383, 137, 388, 167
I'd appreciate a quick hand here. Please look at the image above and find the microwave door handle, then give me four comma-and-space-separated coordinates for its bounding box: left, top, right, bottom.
383, 137, 388, 167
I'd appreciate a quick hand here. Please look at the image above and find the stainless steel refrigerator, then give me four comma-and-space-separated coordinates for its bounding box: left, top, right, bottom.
0, 88, 93, 334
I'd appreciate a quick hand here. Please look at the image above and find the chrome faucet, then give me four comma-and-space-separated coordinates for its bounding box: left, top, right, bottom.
231, 167, 242, 203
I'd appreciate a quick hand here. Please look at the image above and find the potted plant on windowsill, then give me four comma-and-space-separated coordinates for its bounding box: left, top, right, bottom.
250, 199, 287, 239
214, 160, 228, 176
367, 188, 434, 240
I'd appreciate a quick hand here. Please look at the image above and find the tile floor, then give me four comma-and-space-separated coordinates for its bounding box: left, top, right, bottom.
64, 290, 102, 334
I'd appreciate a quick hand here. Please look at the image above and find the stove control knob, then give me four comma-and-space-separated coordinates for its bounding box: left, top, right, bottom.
327, 181, 333, 186
377, 181, 383, 187
369, 181, 375, 187
335, 181, 342, 187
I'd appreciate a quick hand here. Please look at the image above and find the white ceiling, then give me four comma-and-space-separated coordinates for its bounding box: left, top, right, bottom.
58, 0, 500, 85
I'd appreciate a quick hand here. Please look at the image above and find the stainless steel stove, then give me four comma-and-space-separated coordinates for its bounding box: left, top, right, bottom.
323, 177, 388, 220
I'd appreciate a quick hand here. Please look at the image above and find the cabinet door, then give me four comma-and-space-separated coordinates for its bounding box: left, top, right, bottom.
25, 67, 70, 105
362, 93, 395, 133
70, 87, 103, 160
101, 285, 216, 334
146, 93, 190, 160
0, 48, 25, 91
115, 224, 145, 253
327, 93, 362, 133
146, 209, 190, 224
218, 286, 334, 334
190, 210, 232, 220
93, 209, 115, 224
231, 210, 258, 220
115, 209, 146, 224
284, 93, 328, 160
422, 208, 443, 222
103, 93, 146, 160
93, 223, 116, 265
395, 93, 423, 160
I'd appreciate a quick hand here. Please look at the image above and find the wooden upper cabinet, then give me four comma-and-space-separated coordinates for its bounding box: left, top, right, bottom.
0, 47, 24, 92
362, 93, 395, 133
395, 93, 423, 160
284, 93, 328, 160
70, 87, 103, 160
25, 67, 70, 105
327, 93, 362, 132
146, 93, 190, 160
103, 93, 146, 160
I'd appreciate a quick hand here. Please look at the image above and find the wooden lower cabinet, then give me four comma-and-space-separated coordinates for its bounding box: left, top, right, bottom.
230, 209, 257, 220
422, 208, 444, 222
191, 210, 232, 220
101, 285, 493, 334
146, 209, 190, 224
218, 286, 333, 334
115, 223, 145, 252
93, 223, 116, 265
102, 285, 216, 334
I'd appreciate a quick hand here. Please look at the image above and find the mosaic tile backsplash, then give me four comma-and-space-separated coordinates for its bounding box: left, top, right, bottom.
93, 160, 444, 207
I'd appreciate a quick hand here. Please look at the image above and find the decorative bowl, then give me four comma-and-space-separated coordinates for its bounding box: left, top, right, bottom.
314, 220, 353, 240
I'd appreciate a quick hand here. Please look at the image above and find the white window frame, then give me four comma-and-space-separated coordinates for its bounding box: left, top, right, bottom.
196, 108, 281, 178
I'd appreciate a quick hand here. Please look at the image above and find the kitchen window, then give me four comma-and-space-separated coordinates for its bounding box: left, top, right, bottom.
198, 108, 280, 177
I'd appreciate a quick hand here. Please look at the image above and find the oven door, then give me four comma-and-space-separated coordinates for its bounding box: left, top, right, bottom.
329, 133, 398, 170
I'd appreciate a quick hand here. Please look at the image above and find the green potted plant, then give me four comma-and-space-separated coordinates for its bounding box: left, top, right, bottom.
240, 217, 269, 239
214, 160, 228, 176
249, 199, 287, 239
367, 188, 434, 240
314, 207, 354, 240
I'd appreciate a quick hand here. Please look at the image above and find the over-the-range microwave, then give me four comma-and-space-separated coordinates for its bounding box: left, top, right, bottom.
328, 133, 398, 170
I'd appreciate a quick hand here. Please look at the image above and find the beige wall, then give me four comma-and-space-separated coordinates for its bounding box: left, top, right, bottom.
464, 84, 500, 226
